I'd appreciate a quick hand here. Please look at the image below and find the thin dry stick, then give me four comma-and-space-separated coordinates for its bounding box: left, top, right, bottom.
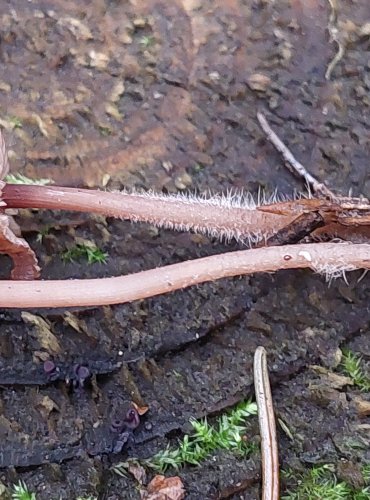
257, 112, 335, 199
0, 129, 9, 206
325, 0, 345, 80
254, 347, 279, 500
0, 243, 369, 308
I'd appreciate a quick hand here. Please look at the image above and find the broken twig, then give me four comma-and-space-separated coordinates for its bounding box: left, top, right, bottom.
254, 346, 279, 500
0, 129, 9, 193
325, 0, 345, 80
257, 112, 335, 199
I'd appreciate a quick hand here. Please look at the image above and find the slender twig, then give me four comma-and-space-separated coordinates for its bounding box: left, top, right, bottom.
0, 130, 9, 186
257, 112, 335, 199
325, 0, 345, 80
0, 243, 369, 308
0, 129, 9, 207
254, 346, 279, 500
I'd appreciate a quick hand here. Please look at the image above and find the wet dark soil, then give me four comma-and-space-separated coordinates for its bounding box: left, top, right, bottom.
0, 0, 369, 498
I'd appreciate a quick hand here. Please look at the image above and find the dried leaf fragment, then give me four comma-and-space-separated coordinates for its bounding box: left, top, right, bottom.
89, 50, 110, 69
353, 396, 370, 418
21, 312, 61, 354
0, 214, 40, 280
105, 102, 123, 120
359, 22, 370, 36
247, 73, 271, 92
140, 475, 185, 500
310, 365, 353, 389
128, 462, 147, 485
31, 113, 58, 139
58, 17, 93, 40
0, 130, 40, 279
0, 81, 11, 92
132, 401, 149, 416
36, 395, 60, 419
109, 81, 125, 102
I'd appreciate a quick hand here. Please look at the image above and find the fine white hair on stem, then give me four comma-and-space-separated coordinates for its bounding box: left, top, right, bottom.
357, 269, 368, 283
118, 187, 285, 211
121, 187, 303, 245
124, 189, 264, 244
3, 184, 308, 247
312, 262, 358, 285
0, 243, 369, 308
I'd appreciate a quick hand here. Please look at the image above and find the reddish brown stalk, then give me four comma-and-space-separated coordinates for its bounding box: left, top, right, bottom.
2, 184, 296, 244
0, 243, 369, 308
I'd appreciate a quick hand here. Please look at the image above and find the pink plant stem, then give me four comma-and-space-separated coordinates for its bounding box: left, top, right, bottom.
0, 243, 369, 308
2, 184, 295, 243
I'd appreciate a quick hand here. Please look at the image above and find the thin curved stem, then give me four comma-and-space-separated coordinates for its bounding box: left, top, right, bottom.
254, 347, 279, 500
0, 243, 369, 308
257, 112, 335, 199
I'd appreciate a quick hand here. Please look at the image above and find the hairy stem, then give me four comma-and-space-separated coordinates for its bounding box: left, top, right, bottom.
2, 184, 296, 245
0, 243, 369, 308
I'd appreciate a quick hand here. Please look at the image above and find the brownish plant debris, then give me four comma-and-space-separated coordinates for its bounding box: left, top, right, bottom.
140, 475, 185, 500
0, 130, 40, 279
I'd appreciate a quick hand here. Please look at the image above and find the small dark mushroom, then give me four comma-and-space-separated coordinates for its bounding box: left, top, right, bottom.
70, 364, 90, 389
124, 407, 140, 430
43, 360, 60, 381
43, 360, 55, 375
110, 419, 125, 433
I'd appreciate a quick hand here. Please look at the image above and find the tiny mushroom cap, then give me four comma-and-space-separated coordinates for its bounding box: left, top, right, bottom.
124, 407, 140, 429
43, 360, 56, 375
